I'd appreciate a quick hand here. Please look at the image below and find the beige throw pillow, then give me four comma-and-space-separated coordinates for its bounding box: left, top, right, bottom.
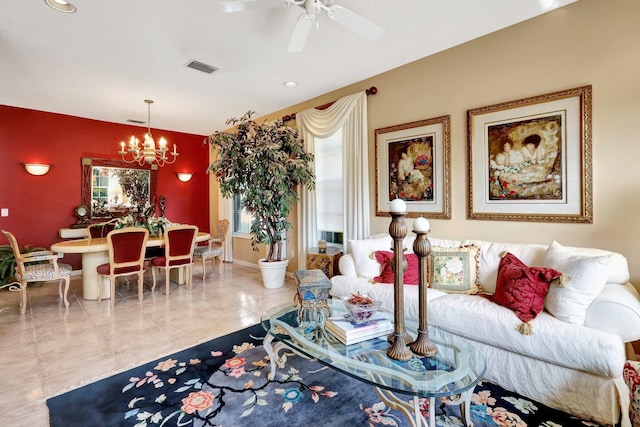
429, 244, 481, 294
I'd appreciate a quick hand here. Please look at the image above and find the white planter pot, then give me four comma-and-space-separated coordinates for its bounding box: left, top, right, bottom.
259, 258, 289, 289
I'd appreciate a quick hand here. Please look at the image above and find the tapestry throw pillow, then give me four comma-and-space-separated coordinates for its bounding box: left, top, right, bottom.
373, 251, 419, 285
491, 252, 562, 334
349, 235, 393, 279
542, 240, 612, 325
429, 244, 481, 294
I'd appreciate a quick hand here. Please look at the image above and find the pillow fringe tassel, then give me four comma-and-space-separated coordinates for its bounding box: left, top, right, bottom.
517, 322, 534, 335
558, 273, 571, 287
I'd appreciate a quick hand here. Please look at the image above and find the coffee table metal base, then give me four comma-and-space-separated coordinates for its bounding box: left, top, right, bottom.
264, 335, 474, 427
263, 334, 310, 380
373, 384, 473, 427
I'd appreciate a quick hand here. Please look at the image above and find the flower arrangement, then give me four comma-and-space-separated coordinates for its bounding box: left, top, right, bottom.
114, 203, 172, 236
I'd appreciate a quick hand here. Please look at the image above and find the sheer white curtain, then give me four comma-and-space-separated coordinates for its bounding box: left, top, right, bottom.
218, 196, 233, 262
296, 91, 371, 270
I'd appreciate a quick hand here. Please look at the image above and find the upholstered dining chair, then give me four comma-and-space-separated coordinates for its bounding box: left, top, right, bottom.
87, 219, 118, 238
151, 225, 198, 295
96, 227, 149, 308
1, 230, 72, 314
193, 219, 229, 279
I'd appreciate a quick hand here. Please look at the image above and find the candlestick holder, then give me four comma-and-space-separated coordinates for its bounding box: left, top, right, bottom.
409, 229, 438, 357
386, 210, 414, 361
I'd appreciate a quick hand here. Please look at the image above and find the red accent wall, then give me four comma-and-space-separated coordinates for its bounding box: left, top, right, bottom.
0, 105, 210, 270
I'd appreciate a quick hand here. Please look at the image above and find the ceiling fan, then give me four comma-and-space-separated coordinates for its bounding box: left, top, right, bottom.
218, 0, 385, 52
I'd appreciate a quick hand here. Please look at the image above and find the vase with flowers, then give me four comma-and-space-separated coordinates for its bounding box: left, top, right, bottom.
114, 203, 172, 237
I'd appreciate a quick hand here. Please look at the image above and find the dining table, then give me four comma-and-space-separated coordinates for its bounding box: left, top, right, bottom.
51, 231, 211, 300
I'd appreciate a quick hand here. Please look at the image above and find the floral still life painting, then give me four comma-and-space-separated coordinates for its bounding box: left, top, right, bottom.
48, 324, 601, 427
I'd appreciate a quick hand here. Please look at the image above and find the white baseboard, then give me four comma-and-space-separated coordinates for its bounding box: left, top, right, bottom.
228, 260, 295, 278
230, 259, 259, 270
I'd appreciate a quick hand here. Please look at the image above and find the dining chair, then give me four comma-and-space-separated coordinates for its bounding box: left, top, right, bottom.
87, 219, 118, 238
1, 230, 72, 314
193, 219, 229, 279
96, 227, 149, 308
151, 225, 198, 295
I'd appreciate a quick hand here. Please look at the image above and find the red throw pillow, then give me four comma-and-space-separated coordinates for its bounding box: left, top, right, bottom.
492, 252, 562, 327
373, 251, 419, 285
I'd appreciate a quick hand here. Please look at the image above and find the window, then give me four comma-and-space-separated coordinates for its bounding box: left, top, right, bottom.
314, 132, 343, 248
233, 193, 253, 235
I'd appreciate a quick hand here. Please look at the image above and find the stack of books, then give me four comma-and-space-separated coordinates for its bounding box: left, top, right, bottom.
325, 313, 393, 345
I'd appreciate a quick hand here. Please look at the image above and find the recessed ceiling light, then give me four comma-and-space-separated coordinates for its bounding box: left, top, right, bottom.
44, 0, 76, 13
283, 81, 298, 88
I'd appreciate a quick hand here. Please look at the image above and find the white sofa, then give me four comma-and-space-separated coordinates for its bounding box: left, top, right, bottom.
329, 234, 640, 426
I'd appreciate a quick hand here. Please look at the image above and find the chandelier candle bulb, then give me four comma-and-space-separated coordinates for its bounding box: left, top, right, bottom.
119, 100, 178, 167
389, 198, 407, 213
413, 217, 430, 233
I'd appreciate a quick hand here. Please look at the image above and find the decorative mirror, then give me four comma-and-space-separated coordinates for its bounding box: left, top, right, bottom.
81, 157, 158, 220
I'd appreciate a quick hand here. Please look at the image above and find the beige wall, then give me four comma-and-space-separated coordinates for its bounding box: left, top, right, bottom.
218, 0, 640, 284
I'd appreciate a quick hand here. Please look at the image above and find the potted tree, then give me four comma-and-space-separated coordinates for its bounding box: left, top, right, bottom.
207, 111, 315, 288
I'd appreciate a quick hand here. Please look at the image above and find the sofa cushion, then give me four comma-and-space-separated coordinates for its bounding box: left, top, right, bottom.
543, 240, 612, 325
428, 293, 625, 377
491, 252, 562, 333
373, 251, 419, 285
429, 244, 481, 294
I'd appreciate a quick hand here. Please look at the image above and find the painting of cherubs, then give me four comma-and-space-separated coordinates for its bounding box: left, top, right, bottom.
388, 136, 434, 202
488, 115, 563, 200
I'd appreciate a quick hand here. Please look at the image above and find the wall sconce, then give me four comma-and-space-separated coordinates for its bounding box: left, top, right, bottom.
23, 163, 51, 176
176, 172, 193, 182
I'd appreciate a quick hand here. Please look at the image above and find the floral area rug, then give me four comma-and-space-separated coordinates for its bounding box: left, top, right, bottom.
47, 324, 600, 426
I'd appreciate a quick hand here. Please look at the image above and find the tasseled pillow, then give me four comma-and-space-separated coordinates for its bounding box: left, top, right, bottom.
490, 251, 562, 335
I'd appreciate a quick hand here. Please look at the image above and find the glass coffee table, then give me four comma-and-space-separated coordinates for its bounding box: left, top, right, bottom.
261, 299, 486, 427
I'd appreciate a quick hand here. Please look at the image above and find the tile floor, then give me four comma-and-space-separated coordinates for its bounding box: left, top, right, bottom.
0, 262, 296, 426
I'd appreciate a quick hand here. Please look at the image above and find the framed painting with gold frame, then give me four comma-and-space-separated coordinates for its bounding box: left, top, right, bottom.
467, 85, 592, 223
375, 115, 451, 219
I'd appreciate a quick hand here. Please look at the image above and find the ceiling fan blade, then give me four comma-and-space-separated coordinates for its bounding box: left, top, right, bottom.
329, 5, 384, 41
287, 12, 315, 53
218, 0, 288, 13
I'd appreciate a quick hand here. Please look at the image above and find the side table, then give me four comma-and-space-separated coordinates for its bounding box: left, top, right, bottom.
294, 269, 332, 324
306, 246, 343, 278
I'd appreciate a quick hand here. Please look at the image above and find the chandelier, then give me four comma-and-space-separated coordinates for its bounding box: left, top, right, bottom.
118, 99, 179, 167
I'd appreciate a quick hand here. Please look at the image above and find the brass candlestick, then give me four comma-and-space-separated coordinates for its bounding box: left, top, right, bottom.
386, 209, 414, 361
409, 227, 437, 357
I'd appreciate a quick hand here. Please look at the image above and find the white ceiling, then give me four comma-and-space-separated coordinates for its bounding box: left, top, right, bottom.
0, 0, 576, 135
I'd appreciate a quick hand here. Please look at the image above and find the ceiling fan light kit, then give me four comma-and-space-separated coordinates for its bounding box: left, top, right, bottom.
219, 0, 385, 52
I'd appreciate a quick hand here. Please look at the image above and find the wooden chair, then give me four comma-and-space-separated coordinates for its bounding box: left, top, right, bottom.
1, 230, 72, 314
193, 219, 229, 279
96, 227, 149, 308
87, 219, 118, 238
151, 225, 198, 295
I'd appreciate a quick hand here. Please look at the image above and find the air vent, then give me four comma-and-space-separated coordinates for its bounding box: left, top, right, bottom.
127, 119, 146, 124
187, 60, 218, 74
